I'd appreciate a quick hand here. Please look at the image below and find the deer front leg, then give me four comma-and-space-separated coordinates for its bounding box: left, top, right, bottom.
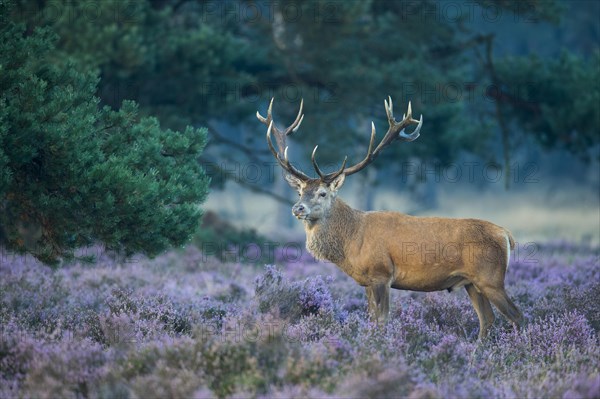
365, 283, 390, 326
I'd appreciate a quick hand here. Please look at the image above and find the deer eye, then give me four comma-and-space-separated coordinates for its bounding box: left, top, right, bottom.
319, 192, 326, 197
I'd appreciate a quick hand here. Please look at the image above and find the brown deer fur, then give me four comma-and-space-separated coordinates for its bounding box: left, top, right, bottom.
286, 175, 524, 338
259, 98, 524, 339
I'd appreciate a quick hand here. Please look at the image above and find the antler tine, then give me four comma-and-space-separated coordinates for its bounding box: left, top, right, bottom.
258, 98, 305, 135
311, 145, 347, 182
367, 121, 376, 157
385, 96, 393, 121
373, 99, 422, 153
266, 123, 311, 180
265, 121, 279, 158
256, 98, 274, 124
287, 99, 304, 135
261, 100, 311, 181
338, 121, 377, 177
311, 146, 325, 180
329, 155, 348, 181
343, 97, 423, 177
330, 155, 348, 181
398, 113, 423, 141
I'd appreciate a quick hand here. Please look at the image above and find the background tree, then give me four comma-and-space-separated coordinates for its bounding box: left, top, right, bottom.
5, 0, 598, 242
494, 51, 600, 161
0, 15, 209, 264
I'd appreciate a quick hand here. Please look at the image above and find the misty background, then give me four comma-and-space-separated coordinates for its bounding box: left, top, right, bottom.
7, 0, 600, 251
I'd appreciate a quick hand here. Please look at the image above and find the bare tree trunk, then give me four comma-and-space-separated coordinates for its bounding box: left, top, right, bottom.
417, 177, 438, 210
355, 167, 376, 211
354, 117, 377, 211
275, 172, 294, 229
403, 156, 438, 213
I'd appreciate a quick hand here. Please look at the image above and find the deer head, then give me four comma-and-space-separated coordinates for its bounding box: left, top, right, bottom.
256, 97, 423, 223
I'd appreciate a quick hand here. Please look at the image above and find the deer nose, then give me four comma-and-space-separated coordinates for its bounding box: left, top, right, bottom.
292, 204, 305, 216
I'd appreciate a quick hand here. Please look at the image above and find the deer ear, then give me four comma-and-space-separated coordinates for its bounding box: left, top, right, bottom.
329, 173, 345, 191
284, 174, 304, 191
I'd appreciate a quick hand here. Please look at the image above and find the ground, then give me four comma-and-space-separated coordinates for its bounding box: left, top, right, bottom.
0, 240, 598, 398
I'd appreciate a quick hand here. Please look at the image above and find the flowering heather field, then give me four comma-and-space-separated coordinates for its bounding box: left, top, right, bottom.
1, 240, 599, 398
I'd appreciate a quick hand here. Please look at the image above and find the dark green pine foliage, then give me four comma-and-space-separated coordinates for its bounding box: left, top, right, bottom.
9, 0, 598, 186
0, 21, 209, 265
495, 51, 600, 160
10, 0, 254, 131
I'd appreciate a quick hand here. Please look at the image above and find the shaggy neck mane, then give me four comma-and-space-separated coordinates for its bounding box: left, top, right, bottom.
304, 198, 362, 263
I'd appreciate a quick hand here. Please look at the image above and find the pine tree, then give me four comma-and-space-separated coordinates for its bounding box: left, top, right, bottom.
8, 0, 597, 195
0, 19, 209, 265
495, 51, 600, 161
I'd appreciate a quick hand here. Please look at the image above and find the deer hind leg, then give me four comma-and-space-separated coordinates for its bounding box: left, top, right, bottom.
479, 285, 524, 329
465, 284, 495, 340
365, 283, 390, 326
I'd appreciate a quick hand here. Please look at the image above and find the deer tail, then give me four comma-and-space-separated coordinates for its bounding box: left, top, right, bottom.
505, 229, 515, 250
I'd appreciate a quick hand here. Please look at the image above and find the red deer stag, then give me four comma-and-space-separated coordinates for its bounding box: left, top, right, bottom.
257, 97, 524, 339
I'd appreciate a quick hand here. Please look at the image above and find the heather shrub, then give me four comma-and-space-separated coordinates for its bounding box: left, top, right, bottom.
334, 357, 418, 399
118, 341, 175, 379
0, 324, 110, 399
563, 282, 600, 331
196, 338, 263, 397
391, 299, 444, 359
125, 335, 259, 397
257, 385, 331, 399
1, 240, 598, 397
283, 342, 341, 391
254, 265, 295, 317
197, 299, 229, 329
128, 364, 207, 399
254, 332, 290, 389
215, 282, 247, 303
0, 263, 69, 331
298, 275, 335, 317
135, 296, 193, 335
106, 288, 194, 337
417, 334, 475, 382
62, 308, 107, 346
420, 292, 479, 339
254, 265, 338, 322
0, 320, 39, 385
94, 375, 141, 399
562, 373, 600, 399
341, 296, 365, 313
113, 336, 210, 397
20, 338, 108, 399
492, 312, 597, 366
435, 374, 506, 398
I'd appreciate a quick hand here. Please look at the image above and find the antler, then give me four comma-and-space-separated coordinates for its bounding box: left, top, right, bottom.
258, 96, 422, 184
312, 96, 423, 178
311, 146, 347, 183
257, 98, 311, 181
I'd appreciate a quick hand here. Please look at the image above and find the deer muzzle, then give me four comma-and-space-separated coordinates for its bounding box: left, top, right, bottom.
292, 203, 308, 219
